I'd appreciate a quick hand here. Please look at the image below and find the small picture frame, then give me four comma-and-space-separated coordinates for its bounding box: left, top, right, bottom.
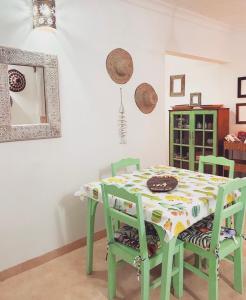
170, 74, 185, 97
238, 77, 246, 98
190, 92, 202, 106
236, 103, 246, 124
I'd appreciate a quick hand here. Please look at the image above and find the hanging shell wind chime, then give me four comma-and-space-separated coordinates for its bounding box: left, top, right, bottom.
119, 88, 127, 144
106, 48, 133, 144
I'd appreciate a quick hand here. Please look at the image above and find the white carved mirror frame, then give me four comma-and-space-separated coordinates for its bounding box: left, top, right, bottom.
0, 46, 61, 142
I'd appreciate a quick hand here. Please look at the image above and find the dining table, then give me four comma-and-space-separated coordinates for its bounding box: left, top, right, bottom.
75, 164, 235, 300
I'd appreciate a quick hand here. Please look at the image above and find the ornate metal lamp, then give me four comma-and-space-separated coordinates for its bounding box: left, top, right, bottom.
33, 0, 56, 29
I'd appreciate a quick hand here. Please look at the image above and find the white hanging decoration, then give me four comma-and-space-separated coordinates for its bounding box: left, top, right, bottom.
119, 88, 127, 144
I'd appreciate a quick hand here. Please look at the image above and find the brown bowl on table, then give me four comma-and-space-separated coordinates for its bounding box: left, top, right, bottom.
147, 176, 178, 192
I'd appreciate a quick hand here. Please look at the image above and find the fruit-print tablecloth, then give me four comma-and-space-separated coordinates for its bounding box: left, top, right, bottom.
76, 165, 237, 242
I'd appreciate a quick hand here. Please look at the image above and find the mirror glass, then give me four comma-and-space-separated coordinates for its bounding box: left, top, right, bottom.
173, 78, 182, 94
238, 106, 246, 122
8, 65, 47, 125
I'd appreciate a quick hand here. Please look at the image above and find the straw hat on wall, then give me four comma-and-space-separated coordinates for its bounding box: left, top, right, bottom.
135, 83, 158, 114
106, 48, 133, 84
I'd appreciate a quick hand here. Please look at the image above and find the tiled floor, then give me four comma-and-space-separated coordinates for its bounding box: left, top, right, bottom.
0, 237, 245, 300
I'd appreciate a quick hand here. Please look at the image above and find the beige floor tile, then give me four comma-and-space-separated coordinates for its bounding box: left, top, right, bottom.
0, 237, 245, 300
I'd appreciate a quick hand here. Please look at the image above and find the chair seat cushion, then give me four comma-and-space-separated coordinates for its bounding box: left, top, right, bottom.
178, 215, 236, 249
114, 222, 160, 257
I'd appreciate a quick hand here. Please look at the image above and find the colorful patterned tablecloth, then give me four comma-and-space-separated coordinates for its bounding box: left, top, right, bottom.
76, 165, 236, 241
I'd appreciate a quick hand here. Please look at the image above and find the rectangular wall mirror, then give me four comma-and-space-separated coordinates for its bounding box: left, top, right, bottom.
236, 103, 246, 124
0, 46, 61, 142
170, 74, 185, 97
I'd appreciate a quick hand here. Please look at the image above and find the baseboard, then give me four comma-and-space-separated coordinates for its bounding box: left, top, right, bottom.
0, 229, 106, 282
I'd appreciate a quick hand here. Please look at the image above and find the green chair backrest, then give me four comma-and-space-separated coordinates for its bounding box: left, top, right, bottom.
210, 177, 246, 252
101, 183, 148, 259
198, 155, 235, 178
111, 157, 140, 176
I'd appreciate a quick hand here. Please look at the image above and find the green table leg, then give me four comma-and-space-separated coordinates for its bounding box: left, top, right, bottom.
173, 242, 184, 298
160, 237, 177, 300
86, 197, 98, 275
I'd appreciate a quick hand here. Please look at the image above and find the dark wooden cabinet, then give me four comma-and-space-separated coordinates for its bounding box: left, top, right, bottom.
224, 141, 246, 176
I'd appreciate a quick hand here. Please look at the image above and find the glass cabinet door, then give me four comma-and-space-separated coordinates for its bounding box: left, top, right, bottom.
170, 112, 192, 170
193, 111, 217, 173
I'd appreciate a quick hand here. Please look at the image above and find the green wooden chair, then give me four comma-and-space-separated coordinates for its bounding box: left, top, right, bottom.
178, 177, 246, 300
111, 158, 140, 230
111, 157, 140, 176
101, 183, 184, 300
199, 155, 235, 227
198, 155, 235, 179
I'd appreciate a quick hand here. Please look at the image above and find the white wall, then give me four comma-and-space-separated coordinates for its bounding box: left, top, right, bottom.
0, 0, 243, 271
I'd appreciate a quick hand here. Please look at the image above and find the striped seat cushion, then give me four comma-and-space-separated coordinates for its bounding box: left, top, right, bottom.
114, 222, 160, 257
178, 215, 236, 249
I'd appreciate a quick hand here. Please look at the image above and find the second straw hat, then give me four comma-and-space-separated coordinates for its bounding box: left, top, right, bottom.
135, 83, 158, 114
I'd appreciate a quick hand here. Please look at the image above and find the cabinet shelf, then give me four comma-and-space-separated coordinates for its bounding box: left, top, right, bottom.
195, 145, 213, 149
195, 129, 214, 132
173, 128, 190, 131
173, 159, 189, 162
173, 143, 189, 146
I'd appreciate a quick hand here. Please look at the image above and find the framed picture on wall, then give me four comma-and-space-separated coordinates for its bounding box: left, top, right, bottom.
237, 77, 246, 98
236, 103, 246, 124
170, 74, 185, 97
190, 92, 202, 106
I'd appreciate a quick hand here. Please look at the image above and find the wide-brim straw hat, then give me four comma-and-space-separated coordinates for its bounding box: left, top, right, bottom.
106, 48, 133, 84
135, 83, 158, 114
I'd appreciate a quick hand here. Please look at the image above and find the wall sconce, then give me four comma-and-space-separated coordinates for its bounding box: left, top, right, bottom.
33, 0, 56, 29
